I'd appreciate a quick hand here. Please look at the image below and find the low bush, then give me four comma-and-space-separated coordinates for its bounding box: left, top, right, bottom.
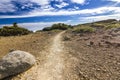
0, 23, 32, 36
51, 23, 69, 30
42, 23, 72, 31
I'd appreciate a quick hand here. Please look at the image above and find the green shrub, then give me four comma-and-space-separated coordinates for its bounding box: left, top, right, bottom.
73, 26, 96, 33
0, 23, 32, 36
42, 27, 52, 31
42, 23, 71, 31
51, 23, 69, 30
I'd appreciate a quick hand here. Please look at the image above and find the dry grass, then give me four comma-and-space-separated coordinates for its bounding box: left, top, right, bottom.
0, 32, 56, 59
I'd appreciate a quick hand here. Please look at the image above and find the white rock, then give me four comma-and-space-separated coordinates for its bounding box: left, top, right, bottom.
0, 50, 36, 79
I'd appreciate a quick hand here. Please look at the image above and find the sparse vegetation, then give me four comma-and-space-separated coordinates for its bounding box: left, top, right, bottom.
73, 26, 96, 33
74, 19, 120, 32
0, 23, 32, 36
90, 23, 106, 28
105, 24, 120, 30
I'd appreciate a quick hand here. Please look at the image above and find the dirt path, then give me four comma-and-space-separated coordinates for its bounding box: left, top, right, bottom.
12, 31, 65, 80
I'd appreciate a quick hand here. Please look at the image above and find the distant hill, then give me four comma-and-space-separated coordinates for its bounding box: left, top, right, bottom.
75, 19, 120, 30
94, 19, 117, 23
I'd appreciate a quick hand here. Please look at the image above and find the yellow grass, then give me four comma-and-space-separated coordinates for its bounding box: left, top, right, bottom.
0, 32, 54, 58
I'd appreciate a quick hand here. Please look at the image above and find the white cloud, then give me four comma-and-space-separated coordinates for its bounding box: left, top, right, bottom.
0, 0, 16, 13
21, 3, 33, 9
28, 6, 120, 16
0, 0, 11, 3
106, 0, 120, 3
31, 0, 50, 5
71, 0, 86, 4
55, 2, 69, 8
81, 14, 120, 22
1, 6, 120, 18
74, 6, 79, 10
0, 0, 52, 13
54, 0, 63, 2
39, 5, 55, 11
15, 0, 50, 5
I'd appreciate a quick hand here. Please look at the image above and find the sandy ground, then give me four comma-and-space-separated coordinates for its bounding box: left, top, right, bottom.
10, 31, 66, 80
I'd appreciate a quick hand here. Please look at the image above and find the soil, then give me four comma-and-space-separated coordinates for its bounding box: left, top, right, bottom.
63, 30, 120, 80
4, 31, 66, 80
1, 30, 120, 80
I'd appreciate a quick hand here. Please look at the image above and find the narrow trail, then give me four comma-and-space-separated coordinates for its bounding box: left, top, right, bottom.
37, 31, 65, 80
12, 31, 65, 80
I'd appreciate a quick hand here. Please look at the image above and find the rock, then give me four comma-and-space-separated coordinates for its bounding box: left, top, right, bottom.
102, 35, 112, 39
98, 42, 102, 47
105, 40, 120, 47
108, 28, 120, 36
9, 49, 15, 52
83, 37, 90, 41
86, 41, 94, 46
0, 50, 36, 79
63, 36, 71, 41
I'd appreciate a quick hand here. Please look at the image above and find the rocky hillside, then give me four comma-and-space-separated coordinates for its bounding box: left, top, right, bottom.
62, 19, 120, 80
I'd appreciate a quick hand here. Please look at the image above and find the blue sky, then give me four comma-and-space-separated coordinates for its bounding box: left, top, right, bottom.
0, 0, 120, 31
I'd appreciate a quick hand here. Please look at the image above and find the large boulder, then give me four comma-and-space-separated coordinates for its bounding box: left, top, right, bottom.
0, 50, 36, 79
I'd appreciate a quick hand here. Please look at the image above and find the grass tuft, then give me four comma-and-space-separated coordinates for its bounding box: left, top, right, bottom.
73, 26, 96, 33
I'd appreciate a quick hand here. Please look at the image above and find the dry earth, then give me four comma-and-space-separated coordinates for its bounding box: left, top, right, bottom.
63, 30, 120, 80
0, 30, 120, 80
0, 31, 60, 80
2, 31, 68, 80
